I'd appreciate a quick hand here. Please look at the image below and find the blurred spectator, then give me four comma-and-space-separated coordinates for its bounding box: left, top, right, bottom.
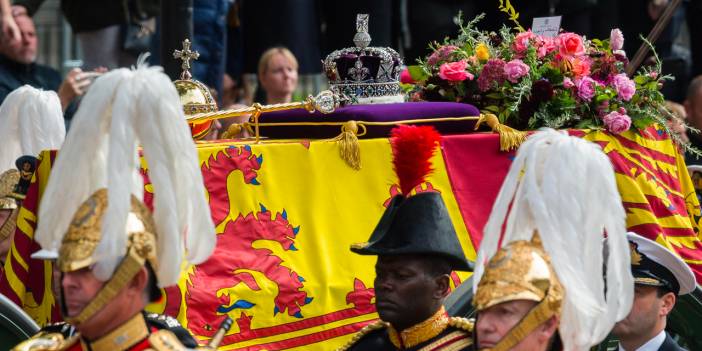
240, 0, 321, 104
221, 73, 242, 109
684, 75, 702, 163
191, 0, 230, 101
258, 47, 298, 104
0, 0, 19, 42
0, 13, 93, 111
665, 100, 689, 143
13, 0, 158, 70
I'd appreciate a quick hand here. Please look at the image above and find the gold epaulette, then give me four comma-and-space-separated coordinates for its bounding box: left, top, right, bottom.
11, 332, 79, 351
334, 320, 388, 351
447, 316, 474, 333
147, 329, 187, 351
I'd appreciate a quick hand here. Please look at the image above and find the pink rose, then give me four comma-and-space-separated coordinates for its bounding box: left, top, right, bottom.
571, 57, 592, 78
563, 77, 575, 88
611, 73, 636, 101
536, 36, 556, 58
603, 109, 631, 134
610, 28, 624, 51
557, 32, 585, 57
575, 76, 596, 101
439, 60, 472, 82
503, 59, 530, 83
513, 31, 535, 54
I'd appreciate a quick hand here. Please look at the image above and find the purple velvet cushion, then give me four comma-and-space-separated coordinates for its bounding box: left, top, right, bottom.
259, 102, 481, 139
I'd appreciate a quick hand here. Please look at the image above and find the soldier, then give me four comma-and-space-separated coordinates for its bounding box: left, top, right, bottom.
12, 62, 216, 350
472, 129, 635, 351
611, 232, 696, 351
0, 84, 63, 264
338, 125, 474, 351
0, 156, 36, 265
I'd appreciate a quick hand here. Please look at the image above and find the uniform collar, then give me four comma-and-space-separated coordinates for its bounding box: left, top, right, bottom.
387, 306, 450, 349
81, 313, 150, 351
618, 330, 666, 351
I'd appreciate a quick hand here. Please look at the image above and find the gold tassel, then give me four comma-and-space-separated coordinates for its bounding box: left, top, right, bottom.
221, 122, 255, 139
221, 123, 243, 139
475, 114, 528, 151
332, 121, 362, 170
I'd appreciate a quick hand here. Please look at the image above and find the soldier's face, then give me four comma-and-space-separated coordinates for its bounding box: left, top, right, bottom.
475, 300, 558, 351
374, 255, 447, 331
61, 267, 105, 318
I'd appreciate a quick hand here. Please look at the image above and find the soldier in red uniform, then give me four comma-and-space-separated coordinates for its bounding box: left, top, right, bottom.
11, 61, 216, 351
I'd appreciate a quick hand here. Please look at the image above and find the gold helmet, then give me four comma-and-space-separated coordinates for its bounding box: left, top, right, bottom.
473, 237, 563, 351
57, 189, 158, 325
172, 39, 218, 140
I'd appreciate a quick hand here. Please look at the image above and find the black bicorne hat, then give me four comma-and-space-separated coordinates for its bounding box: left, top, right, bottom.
350, 125, 472, 272
351, 192, 472, 271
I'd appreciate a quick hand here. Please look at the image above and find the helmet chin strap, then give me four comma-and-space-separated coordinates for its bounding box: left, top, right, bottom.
476, 287, 561, 351
63, 246, 146, 325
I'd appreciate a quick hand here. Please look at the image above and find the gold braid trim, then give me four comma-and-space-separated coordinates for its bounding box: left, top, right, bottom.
64, 247, 146, 325
387, 307, 451, 349
417, 330, 472, 351
334, 320, 388, 351
447, 317, 474, 333
220, 113, 526, 169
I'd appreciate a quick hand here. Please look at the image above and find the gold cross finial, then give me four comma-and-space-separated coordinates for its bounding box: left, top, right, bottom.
173, 39, 199, 80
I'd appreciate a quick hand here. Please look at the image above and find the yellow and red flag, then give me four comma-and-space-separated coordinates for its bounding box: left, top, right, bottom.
1, 126, 700, 350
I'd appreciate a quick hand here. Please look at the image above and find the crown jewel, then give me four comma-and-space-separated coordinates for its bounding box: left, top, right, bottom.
323, 14, 404, 104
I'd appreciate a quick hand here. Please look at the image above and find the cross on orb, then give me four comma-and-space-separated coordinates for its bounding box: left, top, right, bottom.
173, 39, 200, 80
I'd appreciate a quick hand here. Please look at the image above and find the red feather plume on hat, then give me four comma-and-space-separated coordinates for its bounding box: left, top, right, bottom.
390, 125, 442, 196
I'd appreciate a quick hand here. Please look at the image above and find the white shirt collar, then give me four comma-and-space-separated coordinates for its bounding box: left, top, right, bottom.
618, 330, 666, 351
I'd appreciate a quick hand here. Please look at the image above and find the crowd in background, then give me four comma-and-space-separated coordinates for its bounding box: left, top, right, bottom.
2, 0, 702, 155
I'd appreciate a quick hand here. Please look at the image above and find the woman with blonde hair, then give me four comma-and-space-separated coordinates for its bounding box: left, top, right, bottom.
258, 47, 298, 104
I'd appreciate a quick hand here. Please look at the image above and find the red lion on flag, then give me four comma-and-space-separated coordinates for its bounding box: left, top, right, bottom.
183, 205, 312, 337
180, 145, 312, 337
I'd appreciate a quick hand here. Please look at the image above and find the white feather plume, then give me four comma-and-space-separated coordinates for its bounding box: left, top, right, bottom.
35, 64, 216, 287
473, 129, 634, 351
0, 85, 64, 171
